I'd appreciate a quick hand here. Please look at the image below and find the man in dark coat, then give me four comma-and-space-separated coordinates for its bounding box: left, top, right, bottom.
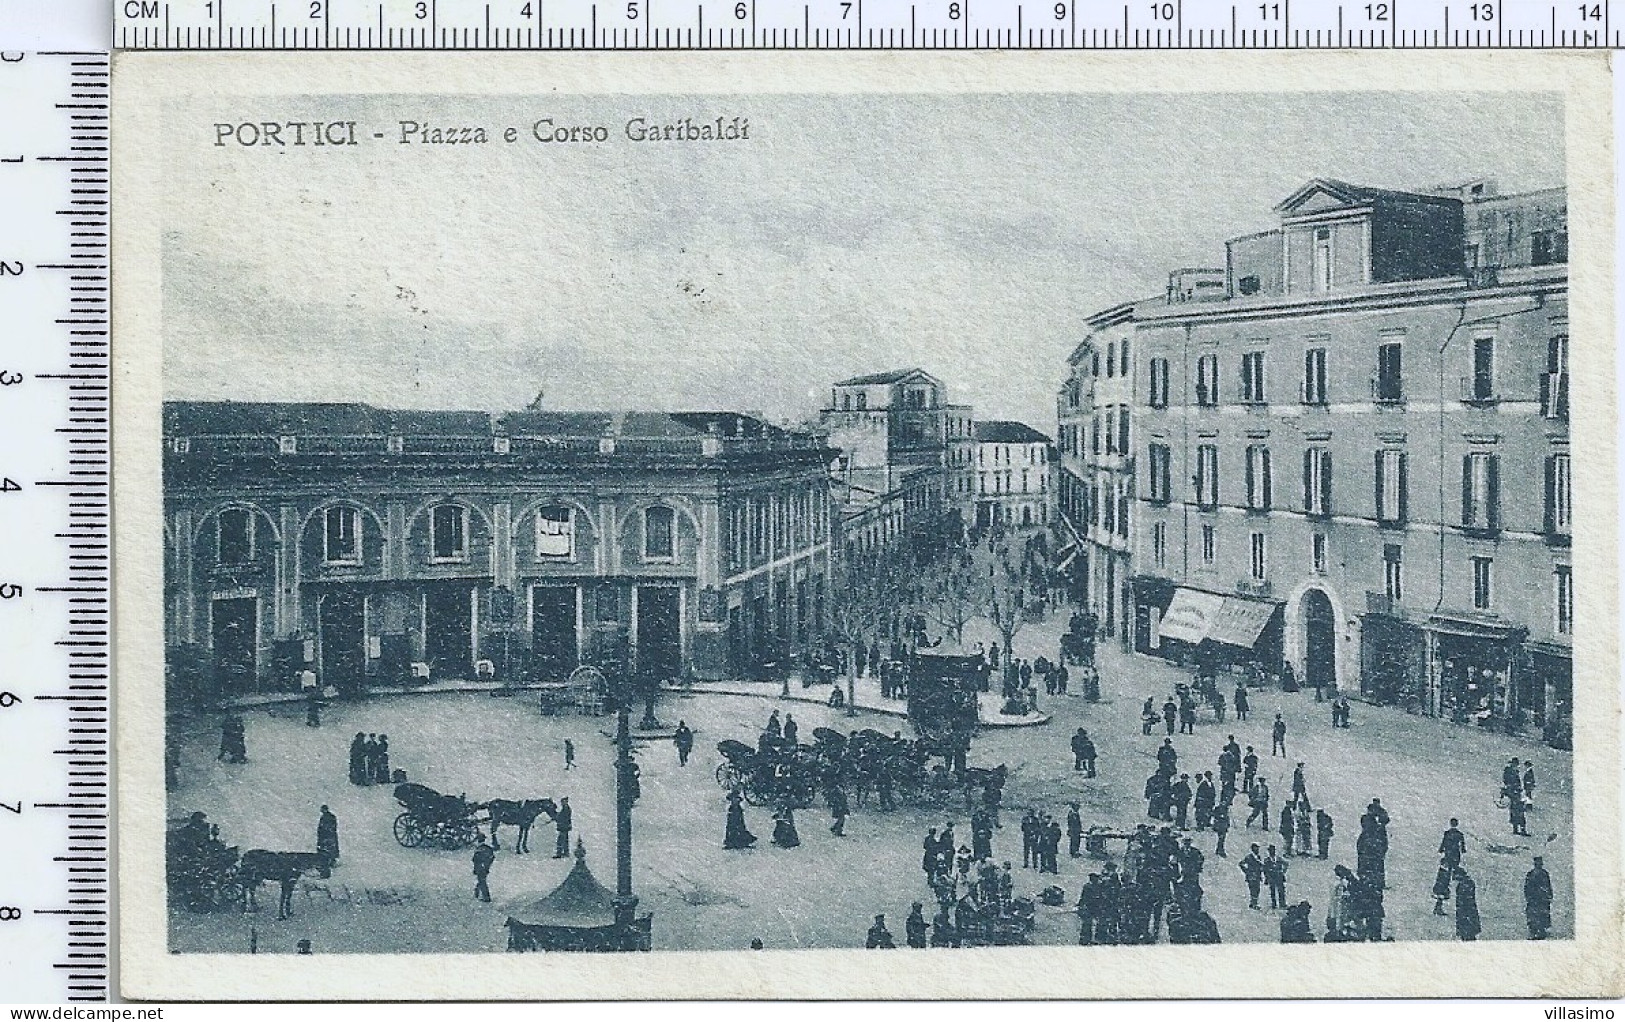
1157, 738, 1178, 773
316, 805, 340, 865
1279, 802, 1296, 856
673, 721, 694, 766
1263, 845, 1289, 909
1315, 808, 1334, 860
1234, 684, 1251, 721
348, 733, 367, 785
1171, 773, 1193, 830
472, 840, 495, 902
905, 903, 929, 948
1071, 727, 1089, 771
1194, 772, 1216, 830
1242, 747, 1259, 792
1212, 799, 1231, 857
372, 734, 391, 784
828, 784, 850, 837
783, 714, 799, 747
1246, 777, 1270, 829
1271, 715, 1288, 757
1524, 856, 1553, 939
1162, 698, 1178, 735
1439, 818, 1467, 870
1079, 730, 1097, 777
1240, 844, 1265, 909
1291, 763, 1308, 801
553, 796, 573, 858
1066, 803, 1084, 858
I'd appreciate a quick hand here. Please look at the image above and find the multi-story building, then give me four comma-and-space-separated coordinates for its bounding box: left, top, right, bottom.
1056, 302, 1145, 643
970, 421, 1054, 530
822, 368, 968, 555
162, 401, 836, 704
1127, 178, 1570, 743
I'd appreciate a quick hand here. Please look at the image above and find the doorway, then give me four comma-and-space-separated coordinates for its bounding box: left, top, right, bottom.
1303, 589, 1337, 691
530, 585, 579, 681
636, 586, 682, 682
319, 591, 367, 695
211, 597, 258, 696
424, 585, 473, 678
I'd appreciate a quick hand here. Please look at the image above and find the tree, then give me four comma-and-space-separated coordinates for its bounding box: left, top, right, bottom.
986, 544, 1028, 659
923, 548, 977, 644
826, 547, 894, 715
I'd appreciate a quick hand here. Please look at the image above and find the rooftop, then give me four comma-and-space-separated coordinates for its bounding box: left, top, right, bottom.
974, 420, 1051, 445
832, 368, 933, 387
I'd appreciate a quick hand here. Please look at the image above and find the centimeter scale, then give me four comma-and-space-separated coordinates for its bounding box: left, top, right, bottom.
111, 0, 1621, 48
0, 0, 1611, 1003
0, 50, 112, 1003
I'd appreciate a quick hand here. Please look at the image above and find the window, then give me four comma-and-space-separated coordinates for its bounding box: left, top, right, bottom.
1543, 334, 1569, 420
1461, 452, 1501, 532
1470, 336, 1496, 401
1302, 347, 1328, 405
324, 506, 360, 565
536, 506, 574, 559
1555, 565, 1573, 635
1200, 524, 1216, 566
1312, 533, 1328, 574
1196, 354, 1219, 407
430, 505, 467, 562
1091, 352, 1101, 378
1238, 275, 1261, 296
1195, 444, 1219, 510
1117, 406, 1130, 455
1120, 339, 1130, 378
1545, 453, 1572, 537
1149, 357, 1170, 408
1103, 481, 1116, 533
1313, 226, 1334, 292
1152, 522, 1168, 569
1384, 544, 1403, 602
1375, 449, 1408, 525
1104, 410, 1117, 455
1117, 485, 1129, 539
1532, 230, 1568, 266
1148, 444, 1172, 504
855, 393, 867, 411
1376, 341, 1403, 402
217, 508, 254, 565
1302, 448, 1332, 517
1471, 556, 1493, 610
1245, 445, 1272, 511
1106, 342, 1116, 378
644, 506, 676, 561
1250, 532, 1267, 582
1240, 351, 1266, 404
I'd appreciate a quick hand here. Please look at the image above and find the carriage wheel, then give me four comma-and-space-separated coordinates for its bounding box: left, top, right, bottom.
743, 785, 772, 807
714, 763, 732, 789
394, 813, 424, 848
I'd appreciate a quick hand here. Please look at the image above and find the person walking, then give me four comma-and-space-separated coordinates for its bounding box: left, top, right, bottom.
1179, 702, 1197, 735
360, 734, 378, 785
553, 796, 573, 858
1234, 683, 1251, 721
1211, 800, 1231, 858
316, 805, 340, 866
1439, 818, 1467, 870
372, 734, 390, 784
1240, 844, 1265, 909
1294, 800, 1313, 857
1291, 762, 1307, 802
1271, 715, 1287, 757
1066, 803, 1084, 858
1071, 727, 1089, 772
905, 902, 929, 948
1522, 760, 1538, 810
1263, 845, 1289, 910
1432, 860, 1454, 916
1524, 856, 1553, 940
1246, 777, 1270, 829
772, 805, 801, 849
783, 714, 799, 747
1079, 730, 1096, 778
472, 840, 495, 903
563, 738, 576, 771
724, 790, 757, 850
1454, 868, 1482, 941
1171, 774, 1193, 831
348, 733, 368, 786
674, 721, 694, 766
1242, 747, 1259, 792
1194, 772, 1216, 830
1162, 698, 1178, 736
1509, 789, 1530, 836
1278, 801, 1296, 856
828, 784, 849, 837
1315, 808, 1333, 860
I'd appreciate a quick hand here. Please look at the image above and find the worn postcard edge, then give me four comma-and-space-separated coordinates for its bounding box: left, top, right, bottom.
110, 49, 1624, 1000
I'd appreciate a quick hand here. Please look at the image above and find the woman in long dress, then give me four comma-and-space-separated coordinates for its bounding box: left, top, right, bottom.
348, 733, 367, 785
723, 791, 757, 850
772, 805, 801, 849
373, 734, 391, 785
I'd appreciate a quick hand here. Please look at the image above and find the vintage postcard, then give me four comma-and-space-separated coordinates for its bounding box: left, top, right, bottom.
111, 50, 1621, 999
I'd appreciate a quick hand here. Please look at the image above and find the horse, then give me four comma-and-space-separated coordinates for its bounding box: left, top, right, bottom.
485, 798, 557, 854
239, 849, 333, 919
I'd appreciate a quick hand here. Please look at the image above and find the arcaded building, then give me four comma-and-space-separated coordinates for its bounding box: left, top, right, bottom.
163, 401, 836, 704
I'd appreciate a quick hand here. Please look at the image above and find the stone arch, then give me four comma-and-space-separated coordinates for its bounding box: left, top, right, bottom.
1285, 582, 1355, 693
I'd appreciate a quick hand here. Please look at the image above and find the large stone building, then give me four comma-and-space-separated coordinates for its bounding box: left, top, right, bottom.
163, 401, 836, 703
1123, 178, 1570, 743
821, 368, 970, 558
970, 421, 1054, 531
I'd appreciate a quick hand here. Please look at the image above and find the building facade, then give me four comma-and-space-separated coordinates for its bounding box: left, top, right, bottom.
1126, 178, 1570, 743
971, 421, 1054, 530
163, 402, 835, 704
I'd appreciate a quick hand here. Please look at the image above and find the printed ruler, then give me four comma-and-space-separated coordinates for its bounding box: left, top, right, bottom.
114, 0, 1620, 49
0, 50, 113, 1004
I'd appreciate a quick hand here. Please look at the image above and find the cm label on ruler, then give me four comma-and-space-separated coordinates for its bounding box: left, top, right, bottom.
112, 0, 1618, 48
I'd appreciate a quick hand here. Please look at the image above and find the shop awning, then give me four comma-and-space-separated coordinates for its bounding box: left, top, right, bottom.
1207, 597, 1279, 649
1158, 588, 1225, 644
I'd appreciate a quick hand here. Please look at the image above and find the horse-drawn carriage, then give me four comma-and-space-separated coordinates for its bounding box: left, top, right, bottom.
713, 738, 821, 808
393, 782, 486, 849
166, 816, 244, 913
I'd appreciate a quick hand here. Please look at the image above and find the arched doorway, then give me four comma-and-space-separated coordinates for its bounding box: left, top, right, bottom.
1302, 589, 1336, 692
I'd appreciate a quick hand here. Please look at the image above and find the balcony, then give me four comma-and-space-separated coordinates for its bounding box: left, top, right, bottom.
1370, 375, 1405, 406
1459, 377, 1499, 406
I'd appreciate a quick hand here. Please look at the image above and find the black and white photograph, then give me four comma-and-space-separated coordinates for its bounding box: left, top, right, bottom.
111, 51, 1621, 999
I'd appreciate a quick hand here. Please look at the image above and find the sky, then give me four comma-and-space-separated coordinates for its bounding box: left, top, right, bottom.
161, 90, 1565, 432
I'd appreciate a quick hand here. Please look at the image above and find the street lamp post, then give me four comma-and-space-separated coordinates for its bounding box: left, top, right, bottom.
611, 700, 638, 934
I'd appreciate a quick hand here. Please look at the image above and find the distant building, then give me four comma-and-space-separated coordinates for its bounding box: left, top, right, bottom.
1123, 177, 1569, 744
821, 368, 968, 558
163, 401, 835, 703
971, 420, 1053, 530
